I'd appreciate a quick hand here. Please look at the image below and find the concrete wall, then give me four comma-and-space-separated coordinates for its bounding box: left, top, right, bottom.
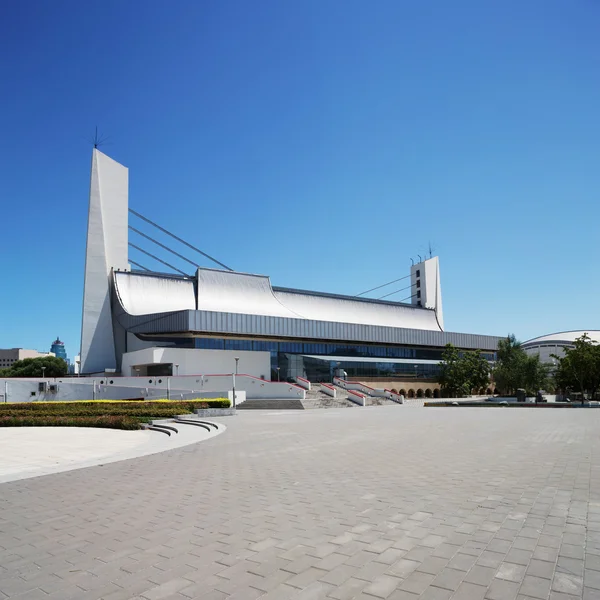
0, 373, 304, 403
120, 347, 271, 379
80, 149, 129, 373
410, 257, 444, 330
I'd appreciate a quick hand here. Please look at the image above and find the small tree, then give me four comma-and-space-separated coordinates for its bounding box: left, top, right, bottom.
438, 344, 490, 398
494, 334, 550, 396
553, 334, 600, 403
4, 356, 68, 378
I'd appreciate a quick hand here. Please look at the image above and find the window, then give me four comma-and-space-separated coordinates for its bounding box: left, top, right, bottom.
416, 280, 420, 288
417, 291, 421, 298
416, 269, 420, 277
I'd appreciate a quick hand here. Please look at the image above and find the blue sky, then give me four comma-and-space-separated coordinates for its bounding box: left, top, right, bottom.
1, 0, 599, 359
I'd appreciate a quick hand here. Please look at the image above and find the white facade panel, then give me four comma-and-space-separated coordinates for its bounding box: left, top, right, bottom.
120, 347, 271, 379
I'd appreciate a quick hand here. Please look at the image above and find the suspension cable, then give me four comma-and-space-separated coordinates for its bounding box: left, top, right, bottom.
129, 209, 233, 271
128, 243, 188, 276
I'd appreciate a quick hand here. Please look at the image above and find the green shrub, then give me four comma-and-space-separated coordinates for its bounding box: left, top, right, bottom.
0, 399, 231, 423
0, 415, 141, 430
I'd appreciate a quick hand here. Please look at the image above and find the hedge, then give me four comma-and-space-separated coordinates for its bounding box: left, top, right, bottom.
0, 399, 232, 425
0, 415, 141, 430
0, 399, 230, 416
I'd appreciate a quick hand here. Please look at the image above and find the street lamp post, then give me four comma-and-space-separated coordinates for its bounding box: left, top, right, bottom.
276, 367, 280, 382
41, 366, 46, 379
232, 357, 240, 409
174, 364, 179, 377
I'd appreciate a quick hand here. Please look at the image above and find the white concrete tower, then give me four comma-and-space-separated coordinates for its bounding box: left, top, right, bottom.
410, 256, 444, 331
80, 149, 129, 373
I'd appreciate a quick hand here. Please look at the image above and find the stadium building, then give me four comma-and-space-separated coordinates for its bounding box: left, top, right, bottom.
80, 149, 502, 393
522, 331, 600, 364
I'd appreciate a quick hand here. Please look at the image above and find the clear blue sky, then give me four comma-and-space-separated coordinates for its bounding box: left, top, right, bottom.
1, 0, 599, 359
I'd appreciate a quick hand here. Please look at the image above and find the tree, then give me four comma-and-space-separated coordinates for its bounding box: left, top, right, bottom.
438, 344, 490, 398
3, 356, 68, 378
552, 334, 600, 403
493, 334, 550, 396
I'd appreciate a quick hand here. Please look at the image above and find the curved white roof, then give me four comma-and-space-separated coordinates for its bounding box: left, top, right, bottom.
114, 268, 442, 331
114, 272, 196, 315
522, 330, 600, 347
273, 288, 440, 330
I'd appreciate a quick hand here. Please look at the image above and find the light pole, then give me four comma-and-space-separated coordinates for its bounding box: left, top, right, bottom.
76, 360, 80, 377
276, 367, 280, 382
232, 357, 239, 409
175, 364, 179, 377
41, 366, 46, 379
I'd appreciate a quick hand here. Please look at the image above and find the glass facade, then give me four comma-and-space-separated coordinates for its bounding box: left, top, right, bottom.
138, 336, 495, 383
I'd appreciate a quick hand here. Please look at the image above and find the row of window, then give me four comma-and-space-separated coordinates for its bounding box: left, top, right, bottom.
142, 336, 495, 364
141, 337, 496, 363
193, 338, 444, 359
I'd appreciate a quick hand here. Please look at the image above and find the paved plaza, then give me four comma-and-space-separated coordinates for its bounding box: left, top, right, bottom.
1, 407, 600, 600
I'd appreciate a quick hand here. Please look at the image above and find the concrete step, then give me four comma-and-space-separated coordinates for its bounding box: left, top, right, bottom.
301, 396, 357, 409
237, 399, 305, 410
365, 397, 399, 406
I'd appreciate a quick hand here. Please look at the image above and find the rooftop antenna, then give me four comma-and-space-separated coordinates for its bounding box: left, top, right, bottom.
428, 241, 433, 259
410, 258, 414, 266
89, 126, 110, 149
417, 254, 422, 262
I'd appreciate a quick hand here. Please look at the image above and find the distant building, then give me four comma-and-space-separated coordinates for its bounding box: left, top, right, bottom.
68, 354, 81, 375
523, 331, 600, 364
0, 348, 54, 370
50, 337, 68, 363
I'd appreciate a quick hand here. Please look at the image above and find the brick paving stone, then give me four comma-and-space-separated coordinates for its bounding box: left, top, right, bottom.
432, 567, 466, 591
448, 552, 478, 572
485, 578, 520, 600
465, 565, 497, 587
519, 575, 551, 599
362, 574, 402, 598
526, 559, 556, 580
396, 571, 435, 594
1, 409, 600, 600
452, 581, 487, 600
477, 551, 506, 569
556, 557, 584, 577
327, 576, 369, 599
387, 558, 421, 578
552, 572, 584, 595
548, 593, 580, 600
534, 546, 560, 563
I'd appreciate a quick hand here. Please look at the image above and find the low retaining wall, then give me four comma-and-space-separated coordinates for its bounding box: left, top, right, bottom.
294, 377, 311, 391
320, 383, 336, 398
333, 377, 387, 398
385, 390, 404, 404
0, 374, 305, 403
347, 389, 366, 407
195, 408, 237, 417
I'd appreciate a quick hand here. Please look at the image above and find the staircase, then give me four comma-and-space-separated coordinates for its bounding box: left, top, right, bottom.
301, 388, 357, 409
332, 383, 402, 407
365, 396, 398, 406
237, 398, 305, 410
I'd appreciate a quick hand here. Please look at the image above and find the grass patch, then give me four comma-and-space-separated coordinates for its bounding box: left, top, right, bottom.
0, 399, 230, 429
